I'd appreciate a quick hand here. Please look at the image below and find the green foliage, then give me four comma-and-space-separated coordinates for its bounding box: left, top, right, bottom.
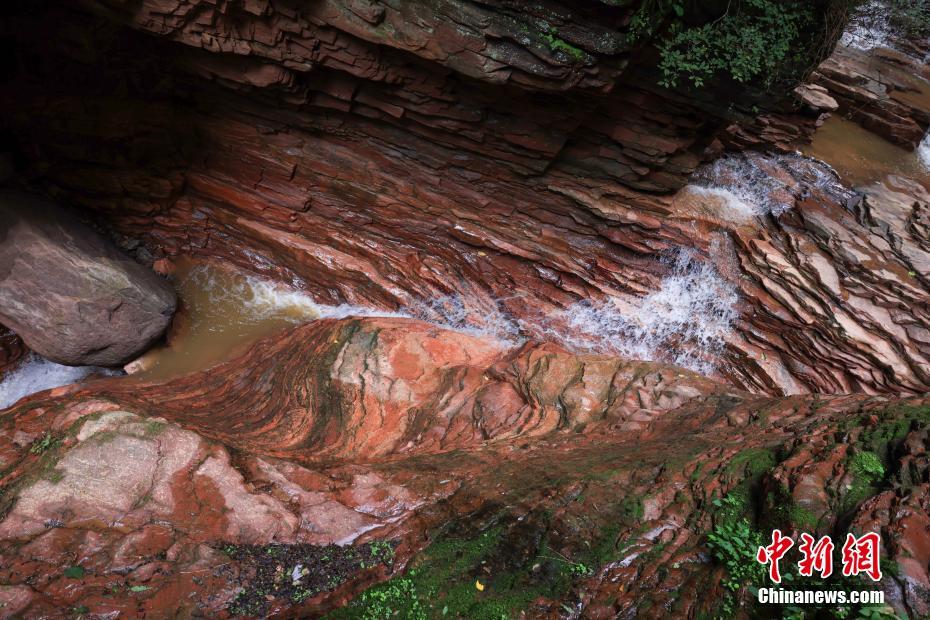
357, 577, 426, 620
29, 432, 60, 455
849, 451, 885, 480
706, 519, 766, 593
655, 0, 815, 88
63, 566, 86, 579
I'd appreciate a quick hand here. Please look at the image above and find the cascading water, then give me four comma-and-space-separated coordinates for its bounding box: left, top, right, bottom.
841, 2, 893, 51
919, 131, 930, 171
544, 250, 739, 375
677, 154, 797, 223
404, 294, 523, 344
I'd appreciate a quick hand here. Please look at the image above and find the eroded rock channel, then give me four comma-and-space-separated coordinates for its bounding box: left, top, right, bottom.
0, 0, 929, 618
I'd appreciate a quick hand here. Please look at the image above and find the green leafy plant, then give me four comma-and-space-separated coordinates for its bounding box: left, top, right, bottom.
29, 432, 59, 455
656, 0, 814, 88
706, 519, 766, 592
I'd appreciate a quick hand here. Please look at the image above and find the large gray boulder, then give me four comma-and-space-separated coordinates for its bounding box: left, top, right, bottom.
0, 191, 176, 366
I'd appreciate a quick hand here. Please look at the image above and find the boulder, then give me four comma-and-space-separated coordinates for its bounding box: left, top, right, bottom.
0, 191, 176, 366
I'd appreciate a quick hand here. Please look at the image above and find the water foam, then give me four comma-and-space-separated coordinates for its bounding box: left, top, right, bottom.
548, 250, 738, 375
919, 132, 930, 171
841, 0, 894, 51
168, 257, 738, 377
182, 263, 406, 326
187, 264, 525, 343
0, 354, 117, 410
404, 295, 523, 344
690, 155, 793, 219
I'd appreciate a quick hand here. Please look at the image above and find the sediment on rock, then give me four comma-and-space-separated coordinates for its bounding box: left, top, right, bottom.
0, 327, 25, 377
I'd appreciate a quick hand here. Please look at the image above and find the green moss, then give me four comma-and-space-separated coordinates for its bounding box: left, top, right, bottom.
542, 30, 585, 61
142, 420, 167, 437
786, 504, 819, 530
857, 404, 930, 461
725, 448, 777, 481
328, 508, 608, 620
618, 495, 645, 524
42, 468, 65, 484
29, 432, 60, 455
840, 450, 887, 516
327, 528, 507, 619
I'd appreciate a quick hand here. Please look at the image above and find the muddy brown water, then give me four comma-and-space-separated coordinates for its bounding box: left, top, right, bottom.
803, 115, 930, 189
130, 258, 323, 381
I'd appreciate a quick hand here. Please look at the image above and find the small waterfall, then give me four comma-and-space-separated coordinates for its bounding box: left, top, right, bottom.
840, 0, 897, 52
919, 132, 930, 171
0, 354, 119, 410
547, 250, 738, 375
688, 154, 794, 219
404, 295, 523, 344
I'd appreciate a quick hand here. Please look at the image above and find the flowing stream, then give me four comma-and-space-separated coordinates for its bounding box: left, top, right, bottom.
6, 114, 928, 402
129, 258, 403, 381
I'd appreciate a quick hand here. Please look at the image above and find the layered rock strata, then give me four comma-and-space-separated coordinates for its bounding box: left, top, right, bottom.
811, 44, 930, 149
0, 317, 926, 617
2, 2, 927, 394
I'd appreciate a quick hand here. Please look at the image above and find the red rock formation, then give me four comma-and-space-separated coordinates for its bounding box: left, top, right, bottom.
811, 43, 930, 148
0, 318, 926, 617
12, 2, 916, 396
1, 2, 928, 618
3, 15, 928, 395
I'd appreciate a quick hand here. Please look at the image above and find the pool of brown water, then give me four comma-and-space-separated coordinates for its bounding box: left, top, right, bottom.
803, 115, 930, 189
129, 258, 324, 381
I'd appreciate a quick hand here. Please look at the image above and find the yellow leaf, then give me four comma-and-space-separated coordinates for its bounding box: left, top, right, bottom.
475, 580, 485, 592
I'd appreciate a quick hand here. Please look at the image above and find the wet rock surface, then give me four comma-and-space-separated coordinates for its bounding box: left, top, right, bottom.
1, 3, 927, 395
0, 2, 928, 618
0, 318, 926, 617
811, 44, 930, 149
0, 192, 177, 366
